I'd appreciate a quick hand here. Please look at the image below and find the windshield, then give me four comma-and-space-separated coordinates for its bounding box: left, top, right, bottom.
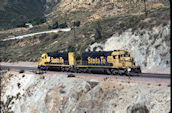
120, 54, 130, 57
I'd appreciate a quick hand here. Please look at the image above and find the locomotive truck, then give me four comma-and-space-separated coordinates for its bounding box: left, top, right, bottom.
38, 50, 141, 75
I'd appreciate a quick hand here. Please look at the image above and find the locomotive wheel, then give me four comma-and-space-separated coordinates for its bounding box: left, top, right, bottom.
119, 69, 126, 76
44, 67, 49, 71
65, 67, 70, 72
61, 67, 65, 72
131, 68, 141, 73
123, 69, 128, 76
69, 68, 74, 73
126, 72, 131, 76
77, 69, 81, 73
87, 69, 91, 73
106, 69, 111, 75
74, 68, 78, 73
112, 69, 118, 75
82, 68, 87, 73
39, 66, 43, 70
118, 70, 123, 76
136, 68, 142, 73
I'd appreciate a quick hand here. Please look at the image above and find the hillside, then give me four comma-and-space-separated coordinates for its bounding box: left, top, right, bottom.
0, 0, 46, 30
0, 0, 169, 30
0, 0, 170, 69
45, 0, 169, 26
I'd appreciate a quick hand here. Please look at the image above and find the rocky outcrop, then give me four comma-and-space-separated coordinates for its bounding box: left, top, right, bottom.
1, 72, 170, 113
87, 24, 170, 69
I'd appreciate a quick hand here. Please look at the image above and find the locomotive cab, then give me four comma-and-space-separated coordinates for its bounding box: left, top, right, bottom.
111, 50, 141, 73
38, 53, 50, 69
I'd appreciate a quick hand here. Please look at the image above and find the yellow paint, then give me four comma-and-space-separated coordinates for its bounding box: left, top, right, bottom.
38, 53, 49, 66
38, 50, 140, 70
76, 65, 113, 68
51, 57, 64, 63
68, 52, 76, 66
107, 56, 113, 63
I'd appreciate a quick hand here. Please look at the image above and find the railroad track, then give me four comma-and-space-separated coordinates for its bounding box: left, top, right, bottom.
130, 72, 170, 79
0, 65, 171, 79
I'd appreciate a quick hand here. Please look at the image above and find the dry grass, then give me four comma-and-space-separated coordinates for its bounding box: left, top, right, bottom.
152, 3, 165, 9
0, 6, 170, 62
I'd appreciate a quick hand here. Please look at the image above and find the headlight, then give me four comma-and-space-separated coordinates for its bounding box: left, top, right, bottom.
127, 68, 131, 72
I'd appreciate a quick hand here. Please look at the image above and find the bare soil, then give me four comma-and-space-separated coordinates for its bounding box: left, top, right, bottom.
0, 62, 37, 67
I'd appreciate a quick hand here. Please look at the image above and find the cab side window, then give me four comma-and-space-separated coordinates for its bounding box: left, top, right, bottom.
121, 54, 125, 57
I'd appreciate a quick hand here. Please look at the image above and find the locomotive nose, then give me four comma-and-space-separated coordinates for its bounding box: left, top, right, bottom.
125, 57, 133, 62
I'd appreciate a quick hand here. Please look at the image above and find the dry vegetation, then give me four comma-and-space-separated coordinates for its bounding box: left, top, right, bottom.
0, 0, 170, 62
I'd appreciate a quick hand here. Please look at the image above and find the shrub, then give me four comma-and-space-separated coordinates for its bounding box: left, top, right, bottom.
8, 74, 13, 77
58, 22, 68, 28
67, 45, 75, 52
94, 21, 103, 40
27, 17, 46, 25
52, 21, 59, 29
158, 84, 161, 86
19, 70, 24, 73
59, 89, 66, 93
4, 111, 14, 113
73, 21, 81, 27
67, 74, 75, 77
75, 52, 81, 60
130, 105, 149, 113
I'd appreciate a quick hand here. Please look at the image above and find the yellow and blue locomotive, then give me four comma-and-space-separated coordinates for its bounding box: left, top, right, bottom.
38, 50, 141, 75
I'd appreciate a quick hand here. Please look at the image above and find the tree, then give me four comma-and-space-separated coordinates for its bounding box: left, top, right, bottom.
67, 45, 75, 52
143, 0, 147, 17
72, 21, 80, 39
59, 22, 68, 28
52, 21, 59, 29
28, 17, 46, 25
95, 21, 102, 40
73, 21, 80, 27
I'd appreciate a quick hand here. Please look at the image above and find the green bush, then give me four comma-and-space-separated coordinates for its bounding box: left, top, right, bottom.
67, 45, 75, 52
58, 22, 68, 28
52, 21, 59, 29
75, 52, 81, 60
73, 21, 80, 27
4, 111, 14, 113
27, 17, 46, 25
94, 21, 103, 40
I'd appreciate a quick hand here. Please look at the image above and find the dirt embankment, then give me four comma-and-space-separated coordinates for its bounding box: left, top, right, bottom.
0, 70, 171, 113
0, 62, 38, 68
